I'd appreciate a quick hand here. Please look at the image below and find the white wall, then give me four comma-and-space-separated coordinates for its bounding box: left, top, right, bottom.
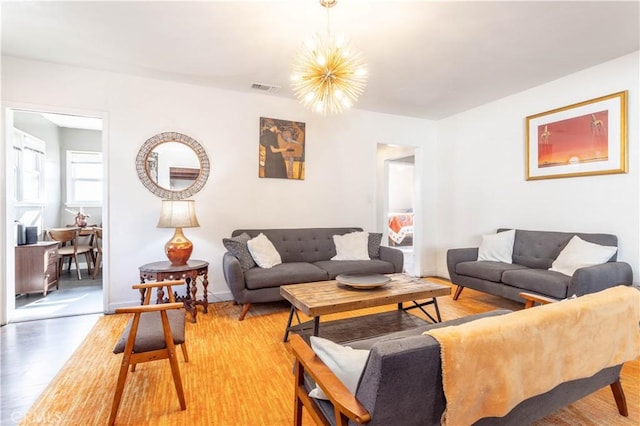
5, 51, 634, 321
388, 162, 414, 212
1, 56, 437, 314
435, 51, 640, 283
13, 111, 62, 234
59, 127, 103, 226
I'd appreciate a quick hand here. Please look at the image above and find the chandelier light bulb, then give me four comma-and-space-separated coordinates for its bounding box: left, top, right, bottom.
305, 38, 316, 51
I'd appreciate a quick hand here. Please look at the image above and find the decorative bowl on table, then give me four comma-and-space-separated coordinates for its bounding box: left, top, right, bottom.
336, 273, 391, 289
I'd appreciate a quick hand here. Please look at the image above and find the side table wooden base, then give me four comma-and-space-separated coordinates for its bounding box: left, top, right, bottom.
138, 260, 209, 323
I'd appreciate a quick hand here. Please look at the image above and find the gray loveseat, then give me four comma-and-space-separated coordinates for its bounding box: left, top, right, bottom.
222, 227, 403, 320
447, 229, 633, 303
291, 291, 635, 425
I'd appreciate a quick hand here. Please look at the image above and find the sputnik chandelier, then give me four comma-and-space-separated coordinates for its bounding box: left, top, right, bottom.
290, 0, 368, 115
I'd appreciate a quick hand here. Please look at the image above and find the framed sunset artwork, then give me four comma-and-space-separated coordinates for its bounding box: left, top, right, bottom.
525, 91, 627, 180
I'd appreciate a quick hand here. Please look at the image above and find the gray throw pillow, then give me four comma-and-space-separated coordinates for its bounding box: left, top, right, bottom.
368, 232, 383, 258
223, 233, 256, 271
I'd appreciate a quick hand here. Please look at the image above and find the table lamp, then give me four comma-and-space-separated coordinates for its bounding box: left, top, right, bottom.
157, 199, 200, 266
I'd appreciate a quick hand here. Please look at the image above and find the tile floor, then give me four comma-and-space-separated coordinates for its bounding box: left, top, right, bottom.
13, 269, 103, 323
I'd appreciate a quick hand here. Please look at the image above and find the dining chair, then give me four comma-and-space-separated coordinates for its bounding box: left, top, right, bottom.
109, 280, 189, 425
91, 227, 103, 279
48, 228, 93, 280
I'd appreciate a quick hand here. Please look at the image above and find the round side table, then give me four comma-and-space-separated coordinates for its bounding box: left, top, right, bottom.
139, 259, 209, 323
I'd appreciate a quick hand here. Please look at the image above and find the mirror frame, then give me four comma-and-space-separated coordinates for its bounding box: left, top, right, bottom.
135, 132, 210, 199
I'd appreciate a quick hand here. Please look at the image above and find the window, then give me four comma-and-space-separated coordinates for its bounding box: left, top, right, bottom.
13, 130, 45, 204
66, 150, 103, 206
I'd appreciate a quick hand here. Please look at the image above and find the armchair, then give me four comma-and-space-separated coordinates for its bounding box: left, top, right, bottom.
109, 280, 189, 425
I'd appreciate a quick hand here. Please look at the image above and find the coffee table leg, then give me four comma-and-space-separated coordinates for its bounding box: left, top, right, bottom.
432, 298, 442, 322
406, 299, 440, 323
283, 305, 296, 342
313, 317, 320, 337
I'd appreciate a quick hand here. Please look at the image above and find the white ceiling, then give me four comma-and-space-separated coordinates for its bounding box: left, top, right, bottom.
2, 1, 639, 119
41, 113, 103, 131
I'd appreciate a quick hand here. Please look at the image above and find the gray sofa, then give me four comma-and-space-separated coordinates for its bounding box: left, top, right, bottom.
448, 229, 633, 303
222, 227, 403, 320
291, 307, 631, 425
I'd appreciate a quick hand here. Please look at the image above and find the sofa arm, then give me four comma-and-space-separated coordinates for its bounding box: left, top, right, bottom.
379, 246, 404, 273
569, 262, 633, 296
447, 248, 479, 277
222, 252, 248, 303
290, 334, 371, 425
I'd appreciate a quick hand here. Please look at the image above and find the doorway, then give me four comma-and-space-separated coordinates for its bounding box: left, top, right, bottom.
387, 156, 415, 273
377, 144, 419, 276
6, 108, 105, 323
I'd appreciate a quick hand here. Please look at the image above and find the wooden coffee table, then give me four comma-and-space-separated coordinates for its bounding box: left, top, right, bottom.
280, 273, 451, 342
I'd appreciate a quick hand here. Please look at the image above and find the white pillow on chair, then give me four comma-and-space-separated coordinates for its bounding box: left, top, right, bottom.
308, 336, 370, 400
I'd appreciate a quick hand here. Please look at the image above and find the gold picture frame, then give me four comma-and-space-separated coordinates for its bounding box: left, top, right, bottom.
525, 91, 627, 180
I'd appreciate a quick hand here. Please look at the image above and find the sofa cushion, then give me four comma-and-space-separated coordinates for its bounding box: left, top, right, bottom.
314, 259, 396, 279
549, 236, 617, 277
233, 228, 363, 263
308, 336, 370, 400
222, 233, 256, 271
508, 229, 619, 269
247, 233, 282, 268
368, 232, 383, 258
477, 230, 515, 263
501, 268, 571, 299
331, 231, 370, 260
456, 261, 528, 283
244, 262, 329, 290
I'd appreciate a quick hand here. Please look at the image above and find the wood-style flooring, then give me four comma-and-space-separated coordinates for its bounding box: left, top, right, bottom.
3, 264, 104, 424
1, 278, 638, 425
0, 314, 102, 425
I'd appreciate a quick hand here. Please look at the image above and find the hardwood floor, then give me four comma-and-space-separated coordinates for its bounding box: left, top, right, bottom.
1, 279, 637, 425
0, 314, 101, 425
3, 267, 104, 424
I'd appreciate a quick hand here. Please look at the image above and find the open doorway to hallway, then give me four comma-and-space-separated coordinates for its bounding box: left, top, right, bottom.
387, 156, 415, 273
7, 109, 104, 323
377, 144, 418, 276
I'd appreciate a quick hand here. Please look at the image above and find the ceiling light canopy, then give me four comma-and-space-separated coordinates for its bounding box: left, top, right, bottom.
290, 0, 368, 115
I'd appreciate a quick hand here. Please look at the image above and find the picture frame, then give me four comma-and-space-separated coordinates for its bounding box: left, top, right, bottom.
525, 91, 627, 180
259, 117, 306, 180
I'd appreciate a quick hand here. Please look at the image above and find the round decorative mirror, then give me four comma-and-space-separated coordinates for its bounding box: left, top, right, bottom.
136, 132, 210, 199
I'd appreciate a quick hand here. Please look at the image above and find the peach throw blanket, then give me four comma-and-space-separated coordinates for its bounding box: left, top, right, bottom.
425, 286, 640, 426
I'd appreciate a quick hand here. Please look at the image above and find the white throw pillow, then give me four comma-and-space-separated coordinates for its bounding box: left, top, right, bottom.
308, 336, 370, 400
331, 231, 370, 261
477, 229, 516, 263
246, 233, 282, 268
549, 235, 617, 277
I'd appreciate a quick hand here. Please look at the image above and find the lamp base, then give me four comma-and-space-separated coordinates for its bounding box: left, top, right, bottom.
165, 227, 193, 266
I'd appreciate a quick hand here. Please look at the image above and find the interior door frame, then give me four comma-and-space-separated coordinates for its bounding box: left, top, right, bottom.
1, 102, 109, 325
381, 145, 421, 277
